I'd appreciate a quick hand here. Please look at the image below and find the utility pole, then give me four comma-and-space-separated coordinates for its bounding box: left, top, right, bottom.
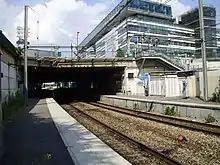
76, 32, 80, 56
185, 54, 188, 70
71, 43, 73, 58
126, 0, 129, 57
198, 0, 208, 101
24, 5, 28, 106
37, 20, 39, 57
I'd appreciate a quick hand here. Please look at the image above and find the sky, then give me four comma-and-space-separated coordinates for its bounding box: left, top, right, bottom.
0, 0, 220, 47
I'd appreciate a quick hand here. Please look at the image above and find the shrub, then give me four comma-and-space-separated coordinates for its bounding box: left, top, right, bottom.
164, 106, 176, 116
210, 88, 220, 102
116, 48, 124, 57
2, 91, 24, 121
205, 113, 217, 123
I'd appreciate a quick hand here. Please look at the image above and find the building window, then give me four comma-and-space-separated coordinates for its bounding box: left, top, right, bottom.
128, 73, 134, 79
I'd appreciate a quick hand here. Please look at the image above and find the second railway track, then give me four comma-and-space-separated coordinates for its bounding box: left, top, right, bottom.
67, 103, 183, 165
88, 101, 220, 135
62, 101, 220, 165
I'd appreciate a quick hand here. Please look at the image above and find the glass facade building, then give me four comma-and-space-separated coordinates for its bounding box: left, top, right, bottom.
217, 28, 220, 56
117, 17, 195, 58
180, 5, 218, 58
80, 0, 196, 58
127, 0, 172, 18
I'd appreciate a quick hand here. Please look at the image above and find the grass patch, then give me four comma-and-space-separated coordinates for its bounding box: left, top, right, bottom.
209, 90, 220, 102
205, 113, 218, 123
2, 91, 24, 122
164, 106, 176, 116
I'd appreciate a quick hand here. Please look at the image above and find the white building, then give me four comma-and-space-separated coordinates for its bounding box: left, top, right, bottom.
217, 28, 220, 56
80, 0, 196, 58
96, 27, 118, 58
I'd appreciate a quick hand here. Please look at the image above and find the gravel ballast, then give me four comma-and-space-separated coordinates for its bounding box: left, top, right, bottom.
72, 102, 220, 165
62, 104, 171, 165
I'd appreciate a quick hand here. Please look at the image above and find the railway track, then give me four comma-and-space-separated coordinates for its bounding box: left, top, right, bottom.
88, 102, 220, 135
68, 103, 183, 165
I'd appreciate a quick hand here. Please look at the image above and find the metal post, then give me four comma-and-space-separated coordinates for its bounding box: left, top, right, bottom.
70, 43, 73, 58
185, 54, 188, 70
126, 0, 129, 58
37, 20, 39, 57
37, 20, 39, 47
76, 32, 79, 56
24, 5, 28, 106
198, 0, 208, 101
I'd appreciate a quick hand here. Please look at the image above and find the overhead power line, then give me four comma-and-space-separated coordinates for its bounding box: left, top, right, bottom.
27, 5, 77, 45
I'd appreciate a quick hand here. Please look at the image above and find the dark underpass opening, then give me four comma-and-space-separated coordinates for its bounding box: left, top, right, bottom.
27, 66, 124, 104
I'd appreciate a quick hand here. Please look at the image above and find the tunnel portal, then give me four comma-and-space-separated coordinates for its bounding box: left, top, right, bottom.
27, 66, 124, 102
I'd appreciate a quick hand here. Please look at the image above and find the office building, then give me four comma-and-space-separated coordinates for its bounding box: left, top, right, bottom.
180, 5, 218, 58
217, 28, 220, 56
80, 0, 196, 58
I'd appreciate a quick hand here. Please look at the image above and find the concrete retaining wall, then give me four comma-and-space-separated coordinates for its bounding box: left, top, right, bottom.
100, 95, 220, 122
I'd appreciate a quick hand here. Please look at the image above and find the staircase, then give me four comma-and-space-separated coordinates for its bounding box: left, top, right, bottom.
137, 51, 186, 71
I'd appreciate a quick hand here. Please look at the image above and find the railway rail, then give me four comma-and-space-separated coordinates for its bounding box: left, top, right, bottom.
68, 103, 183, 165
88, 102, 220, 135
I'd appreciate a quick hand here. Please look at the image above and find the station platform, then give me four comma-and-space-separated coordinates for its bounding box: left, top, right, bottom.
100, 94, 220, 122
1, 98, 131, 165
107, 94, 220, 108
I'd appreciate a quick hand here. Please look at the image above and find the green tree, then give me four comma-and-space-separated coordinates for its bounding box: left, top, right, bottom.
116, 48, 124, 57
15, 47, 24, 56
15, 47, 24, 62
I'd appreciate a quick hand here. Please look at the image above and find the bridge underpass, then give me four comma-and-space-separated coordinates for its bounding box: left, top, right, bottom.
27, 66, 124, 103
21, 56, 182, 102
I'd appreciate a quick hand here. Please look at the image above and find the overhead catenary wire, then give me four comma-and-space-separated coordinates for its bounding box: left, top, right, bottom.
27, 5, 77, 46
23, 4, 82, 59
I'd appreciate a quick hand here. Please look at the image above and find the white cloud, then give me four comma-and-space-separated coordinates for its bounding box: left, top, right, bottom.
0, 0, 191, 47
166, 0, 191, 17
15, 0, 113, 46
151, 0, 191, 17
0, 0, 22, 43
0, 0, 114, 46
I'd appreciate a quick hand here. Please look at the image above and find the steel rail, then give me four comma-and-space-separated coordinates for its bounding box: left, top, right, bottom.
68, 103, 183, 165
88, 102, 220, 135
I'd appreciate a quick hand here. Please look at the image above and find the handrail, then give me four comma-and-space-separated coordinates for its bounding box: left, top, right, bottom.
137, 52, 185, 70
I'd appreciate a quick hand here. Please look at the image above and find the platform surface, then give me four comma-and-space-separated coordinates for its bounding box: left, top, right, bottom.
0, 99, 74, 165
1, 98, 131, 165
46, 98, 131, 165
